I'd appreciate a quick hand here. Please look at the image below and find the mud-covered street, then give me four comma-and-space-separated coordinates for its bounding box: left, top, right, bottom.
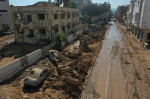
81, 22, 125, 99
0, 22, 150, 99
81, 22, 150, 99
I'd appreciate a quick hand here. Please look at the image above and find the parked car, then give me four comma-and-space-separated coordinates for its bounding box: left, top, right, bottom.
24, 68, 49, 87
2, 29, 13, 35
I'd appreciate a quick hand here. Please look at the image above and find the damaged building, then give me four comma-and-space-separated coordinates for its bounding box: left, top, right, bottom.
116, 5, 128, 23
11, 2, 85, 45
126, 0, 150, 48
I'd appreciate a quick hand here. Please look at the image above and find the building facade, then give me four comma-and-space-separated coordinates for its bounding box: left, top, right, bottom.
11, 2, 81, 44
116, 5, 128, 23
0, 0, 11, 32
127, 0, 150, 47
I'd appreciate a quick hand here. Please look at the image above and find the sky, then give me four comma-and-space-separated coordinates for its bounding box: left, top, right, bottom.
9, 0, 130, 8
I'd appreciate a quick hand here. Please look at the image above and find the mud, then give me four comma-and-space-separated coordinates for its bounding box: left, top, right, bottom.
0, 25, 108, 99
81, 21, 150, 99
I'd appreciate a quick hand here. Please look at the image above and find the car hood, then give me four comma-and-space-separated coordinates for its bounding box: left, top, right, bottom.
25, 77, 37, 81
24, 77, 37, 85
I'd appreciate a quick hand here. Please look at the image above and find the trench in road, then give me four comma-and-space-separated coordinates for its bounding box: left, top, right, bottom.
81, 22, 126, 99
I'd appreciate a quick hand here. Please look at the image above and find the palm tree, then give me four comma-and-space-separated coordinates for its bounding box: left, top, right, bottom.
82, 13, 89, 23
55, 33, 67, 50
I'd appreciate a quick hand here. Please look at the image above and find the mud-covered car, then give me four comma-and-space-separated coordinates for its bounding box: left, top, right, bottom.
24, 68, 49, 87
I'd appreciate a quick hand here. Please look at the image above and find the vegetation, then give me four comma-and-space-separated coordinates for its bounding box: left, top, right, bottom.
55, 33, 67, 50
82, 13, 90, 23
82, 2, 109, 17
69, 2, 77, 8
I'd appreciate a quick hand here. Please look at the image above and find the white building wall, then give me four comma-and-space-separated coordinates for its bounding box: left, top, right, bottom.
132, 0, 140, 26
139, 0, 150, 29
0, 0, 11, 31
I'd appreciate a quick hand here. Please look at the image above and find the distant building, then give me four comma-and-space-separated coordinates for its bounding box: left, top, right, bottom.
0, 0, 11, 33
116, 5, 128, 23
99, 2, 112, 24
126, 0, 134, 29
11, 2, 83, 45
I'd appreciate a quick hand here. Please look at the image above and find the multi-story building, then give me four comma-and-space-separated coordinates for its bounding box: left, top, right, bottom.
0, 0, 11, 33
11, 2, 81, 45
116, 5, 128, 23
126, 0, 134, 29
128, 0, 150, 47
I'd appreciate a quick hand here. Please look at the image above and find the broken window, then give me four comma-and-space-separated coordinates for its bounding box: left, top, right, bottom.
73, 24, 75, 28
67, 25, 70, 30
61, 14, 65, 19
72, 14, 75, 18
38, 14, 45, 20
27, 15, 32, 22
54, 27, 59, 33
147, 33, 150, 40
39, 29, 46, 35
67, 14, 70, 18
54, 14, 58, 19
27, 29, 34, 37
62, 26, 65, 32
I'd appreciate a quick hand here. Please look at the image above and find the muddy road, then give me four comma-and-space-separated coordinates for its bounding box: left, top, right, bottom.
81, 22, 126, 99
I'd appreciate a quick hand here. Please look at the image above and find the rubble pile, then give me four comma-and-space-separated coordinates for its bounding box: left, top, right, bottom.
38, 25, 108, 98
0, 25, 108, 99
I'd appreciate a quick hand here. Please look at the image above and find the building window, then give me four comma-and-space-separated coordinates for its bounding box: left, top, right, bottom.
67, 14, 70, 18
27, 15, 32, 22
72, 14, 75, 18
0, 0, 6, 1
0, 10, 8, 12
67, 25, 70, 30
61, 14, 65, 19
54, 27, 59, 33
73, 24, 75, 28
27, 29, 34, 37
39, 29, 46, 35
54, 14, 58, 19
38, 14, 45, 20
62, 26, 65, 32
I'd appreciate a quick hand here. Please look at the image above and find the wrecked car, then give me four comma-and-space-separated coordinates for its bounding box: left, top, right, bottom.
24, 68, 49, 87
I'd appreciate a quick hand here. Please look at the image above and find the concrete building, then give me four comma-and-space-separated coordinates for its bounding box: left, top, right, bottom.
11, 2, 85, 45
91, 2, 111, 24
116, 5, 128, 23
0, 0, 11, 33
126, 0, 134, 28
128, 0, 150, 47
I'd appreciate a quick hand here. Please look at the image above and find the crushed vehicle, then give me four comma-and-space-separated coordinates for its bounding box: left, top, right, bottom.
24, 68, 49, 87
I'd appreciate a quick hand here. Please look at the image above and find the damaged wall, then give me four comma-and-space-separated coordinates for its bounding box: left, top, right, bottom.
0, 46, 50, 83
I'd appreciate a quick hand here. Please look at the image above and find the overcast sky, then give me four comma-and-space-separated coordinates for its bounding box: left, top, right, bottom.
9, 0, 130, 8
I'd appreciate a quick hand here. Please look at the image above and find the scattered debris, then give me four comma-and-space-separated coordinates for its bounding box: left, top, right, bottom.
0, 24, 108, 99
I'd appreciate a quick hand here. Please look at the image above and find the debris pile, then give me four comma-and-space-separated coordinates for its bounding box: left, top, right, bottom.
38, 25, 108, 98
0, 24, 108, 99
